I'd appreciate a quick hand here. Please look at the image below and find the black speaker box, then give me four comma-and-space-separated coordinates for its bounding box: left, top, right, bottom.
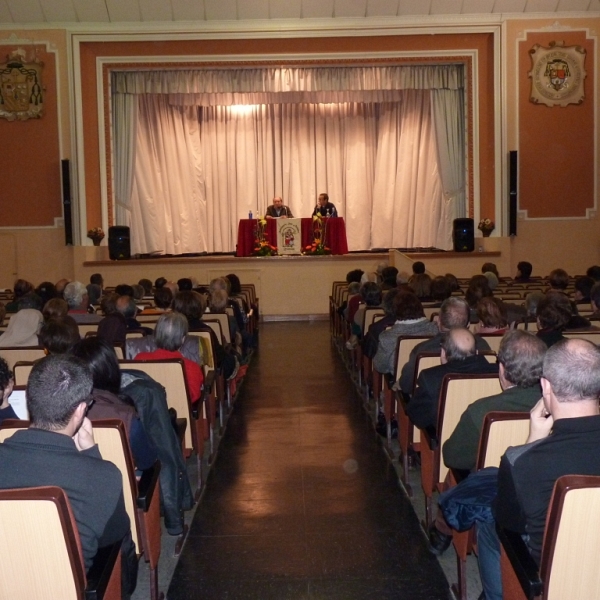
509, 150, 518, 236
61, 159, 73, 246
453, 218, 475, 252
108, 226, 131, 260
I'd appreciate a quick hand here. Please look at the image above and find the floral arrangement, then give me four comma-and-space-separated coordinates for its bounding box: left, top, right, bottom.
303, 214, 331, 255
87, 227, 105, 245
252, 217, 277, 256
478, 218, 495, 235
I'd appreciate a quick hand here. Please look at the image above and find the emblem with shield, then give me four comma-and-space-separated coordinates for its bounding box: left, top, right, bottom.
0, 50, 44, 121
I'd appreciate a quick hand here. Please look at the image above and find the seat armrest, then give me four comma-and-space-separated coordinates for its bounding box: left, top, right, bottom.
497, 525, 542, 599
85, 540, 121, 600
136, 460, 161, 511
421, 426, 439, 450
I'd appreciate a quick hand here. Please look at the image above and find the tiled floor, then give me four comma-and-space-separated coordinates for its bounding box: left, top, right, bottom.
167, 321, 451, 599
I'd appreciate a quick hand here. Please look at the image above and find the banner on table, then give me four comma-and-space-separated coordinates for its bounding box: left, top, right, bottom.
277, 218, 302, 255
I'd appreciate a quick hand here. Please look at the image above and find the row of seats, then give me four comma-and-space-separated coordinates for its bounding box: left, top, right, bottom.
329, 279, 600, 600
0, 283, 259, 599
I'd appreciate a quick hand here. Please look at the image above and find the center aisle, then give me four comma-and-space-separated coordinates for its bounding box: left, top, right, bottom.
168, 321, 450, 599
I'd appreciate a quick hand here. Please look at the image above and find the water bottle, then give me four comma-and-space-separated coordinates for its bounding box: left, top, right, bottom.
326, 209, 330, 217
249, 211, 253, 219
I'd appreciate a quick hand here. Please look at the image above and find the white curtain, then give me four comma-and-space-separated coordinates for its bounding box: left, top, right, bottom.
113, 64, 465, 254
111, 93, 138, 227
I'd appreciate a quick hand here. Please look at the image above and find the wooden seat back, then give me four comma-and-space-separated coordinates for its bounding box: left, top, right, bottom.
0, 346, 45, 370
0, 485, 121, 599
477, 412, 530, 469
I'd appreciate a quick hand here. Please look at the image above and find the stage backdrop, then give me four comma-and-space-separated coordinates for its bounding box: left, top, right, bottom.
112, 65, 466, 255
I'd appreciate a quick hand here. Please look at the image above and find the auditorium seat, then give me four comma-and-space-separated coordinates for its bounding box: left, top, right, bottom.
499, 474, 600, 600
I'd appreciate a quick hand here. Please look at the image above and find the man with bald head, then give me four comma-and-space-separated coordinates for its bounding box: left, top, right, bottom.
406, 327, 498, 431
477, 338, 600, 599
265, 197, 293, 218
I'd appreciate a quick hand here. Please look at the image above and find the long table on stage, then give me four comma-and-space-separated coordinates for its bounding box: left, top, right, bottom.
236, 217, 349, 256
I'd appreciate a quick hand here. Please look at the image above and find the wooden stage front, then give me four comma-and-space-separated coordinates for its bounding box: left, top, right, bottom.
77, 243, 506, 319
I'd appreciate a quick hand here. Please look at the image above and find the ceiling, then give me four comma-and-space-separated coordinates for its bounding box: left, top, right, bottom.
0, 0, 599, 25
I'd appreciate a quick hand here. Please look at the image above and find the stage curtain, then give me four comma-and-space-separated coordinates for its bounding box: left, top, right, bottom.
112, 92, 138, 228
114, 64, 464, 253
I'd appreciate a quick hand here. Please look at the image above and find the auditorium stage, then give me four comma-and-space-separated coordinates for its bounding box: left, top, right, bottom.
76, 239, 507, 318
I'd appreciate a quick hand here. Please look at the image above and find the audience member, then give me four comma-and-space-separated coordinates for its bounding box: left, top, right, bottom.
138, 278, 153, 297
536, 292, 571, 347
380, 266, 398, 289
154, 277, 167, 290
135, 312, 204, 403
54, 278, 70, 298
481, 262, 499, 278
399, 297, 491, 397
586, 265, 600, 281
443, 330, 546, 472
89, 273, 104, 291
477, 339, 600, 600
362, 288, 398, 361
429, 276, 452, 305
35, 281, 57, 307
548, 268, 569, 291
409, 273, 432, 301
445, 273, 461, 294
465, 275, 493, 318
131, 284, 145, 302
177, 278, 193, 291
0, 308, 43, 347
373, 292, 438, 376
573, 275, 594, 304
0, 357, 16, 424
482, 271, 499, 291
115, 284, 134, 297
17, 292, 43, 311
5, 279, 34, 313
412, 261, 426, 275
71, 337, 157, 471
43, 297, 69, 320
38, 317, 80, 354
406, 328, 498, 431
0, 354, 137, 594
589, 282, 600, 318
475, 297, 508, 334
64, 281, 102, 323
346, 282, 382, 349
86, 283, 102, 306
514, 261, 533, 283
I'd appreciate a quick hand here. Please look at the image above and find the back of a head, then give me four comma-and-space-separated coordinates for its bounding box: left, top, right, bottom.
476, 296, 508, 329
90, 273, 104, 287
100, 292, 119, 316
360, 282, 382, 306
173, 290, 204, 320
209, 289, 228, 312
439, 297, 470, 330
481, 262, 499, 277
394, 291, 425, 321
483, 271, 499, 291
409, 273, 432, 300
63, 281, 87, 309
381, 266, 398, 281
71, 336, 121, 394
13, 279, 34, 299
517, 261, 533, 279
35, 282, 57, 307
412, 261, 425, 275
155, 312, 189, 351
498, 330, 546, 387
116, 295, 137, 319
0, 357, 11, 396
27, 354, 93, 430
155, 277, 167, 289
525, 291, 545, 317
442, 328, 476, 361
536, 292, 572, 330
177, 278, 193, 291
43, 298, 69, 320
587, 265, 600, 282
138, 278, 153, 295
39, 317, 80, 355
225, 274, 242, 295
575, 276, 595, 300
466, 275, 493, 308
115, 284, 134, 297
346, 269, 364, 284
548, 268, 569, 290
131, 284, 145, 301
86, 283, 102, 305
430, 276, 452, 302
154, 287, 173, 310
445, 273, 461, 293
542, 338, 600, 402
209, 277, 228, 293
382, 288, 399, 317
347, 282, 361, 296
